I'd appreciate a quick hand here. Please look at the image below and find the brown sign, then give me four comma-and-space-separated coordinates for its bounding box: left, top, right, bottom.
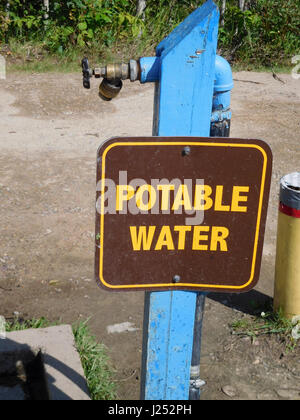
95, 137, 272, 293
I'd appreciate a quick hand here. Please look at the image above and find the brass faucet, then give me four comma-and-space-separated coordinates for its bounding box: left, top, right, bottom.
82, 57, 140, 101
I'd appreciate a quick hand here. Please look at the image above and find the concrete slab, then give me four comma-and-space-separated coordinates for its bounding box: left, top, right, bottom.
0, 325, 90, 400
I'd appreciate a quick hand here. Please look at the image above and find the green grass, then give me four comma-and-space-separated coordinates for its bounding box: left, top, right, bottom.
231, 310, 299, 352
72, 320, 117, 400
3, 37, 295, 75
4, 41, 87, 73
5, 317, 117, 400
7, 57, 81, 73
5, 317, 56, 331
3, 37, 154, 74
6, 54, 295, 75
231, 62, 293, 74
5, 49, 294, 75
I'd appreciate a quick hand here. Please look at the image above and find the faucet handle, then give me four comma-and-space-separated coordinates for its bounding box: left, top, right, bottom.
82, 57, 92, 89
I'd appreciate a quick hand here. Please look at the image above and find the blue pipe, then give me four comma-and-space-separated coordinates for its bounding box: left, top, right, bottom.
140, 55, 233, 122
140, 55, 233, 91
212, 55, 233, 122
214, 55, 234, 93
140, 56, 161, 84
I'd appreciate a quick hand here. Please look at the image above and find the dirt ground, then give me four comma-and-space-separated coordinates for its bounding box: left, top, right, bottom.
0, 70, 299, 400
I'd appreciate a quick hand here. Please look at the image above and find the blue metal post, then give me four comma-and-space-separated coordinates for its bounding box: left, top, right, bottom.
140, 1, 220, 400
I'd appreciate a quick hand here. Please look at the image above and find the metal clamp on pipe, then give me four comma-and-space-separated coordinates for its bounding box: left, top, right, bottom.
81, 57, 140, 101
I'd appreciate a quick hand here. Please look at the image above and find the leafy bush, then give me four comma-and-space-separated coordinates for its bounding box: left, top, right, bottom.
0, 0, 144, 52
0, 0, 299, 66
142, 0, 199, 44
250, 0, 300, 65
0, 0, 43, 40
219, 0, 300, 65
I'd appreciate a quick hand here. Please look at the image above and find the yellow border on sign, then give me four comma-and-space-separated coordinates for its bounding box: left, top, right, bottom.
99, 141, 268, 290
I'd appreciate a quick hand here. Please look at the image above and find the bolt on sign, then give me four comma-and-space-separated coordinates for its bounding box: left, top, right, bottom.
95, 137, 272, 293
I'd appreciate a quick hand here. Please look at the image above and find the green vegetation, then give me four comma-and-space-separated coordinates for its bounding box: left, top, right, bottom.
0, 0, 299, 72
219, 0, 300, 67
231, 310, 300, 352
5, 317, 117, 400
72, 320, 117, 400
5, 317, 56, 331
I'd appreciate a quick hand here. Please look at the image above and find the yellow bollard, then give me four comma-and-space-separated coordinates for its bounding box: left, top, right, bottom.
274, 172, 300, 319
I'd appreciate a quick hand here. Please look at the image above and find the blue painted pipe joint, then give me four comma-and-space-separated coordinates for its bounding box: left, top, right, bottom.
214, 55, 234, 93
212, 55, 233, 122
